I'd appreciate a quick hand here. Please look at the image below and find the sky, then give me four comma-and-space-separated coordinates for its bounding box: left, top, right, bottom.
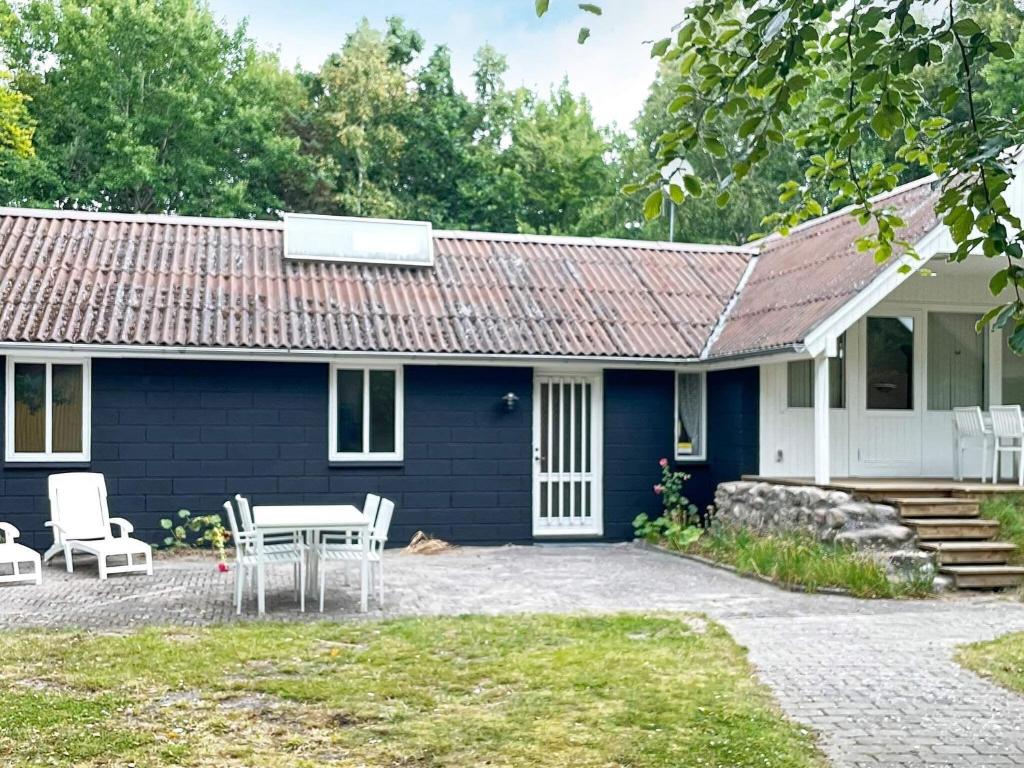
205, 0, 684, 130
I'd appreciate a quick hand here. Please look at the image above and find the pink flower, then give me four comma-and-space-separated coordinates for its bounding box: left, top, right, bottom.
659, 458, 669, 468
653, 484, 664, 495
217, 562, 229, 573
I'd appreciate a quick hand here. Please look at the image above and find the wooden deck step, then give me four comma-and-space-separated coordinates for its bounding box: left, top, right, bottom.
904, 518, 1000, 541
919, 541, 1017, 565
938, 565, 1024, 589
890, 497, 980, 519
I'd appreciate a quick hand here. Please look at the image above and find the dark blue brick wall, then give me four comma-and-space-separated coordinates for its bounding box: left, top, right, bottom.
602, 367, 759, 536
0, 357, 758, 550
0, 358, 534, 550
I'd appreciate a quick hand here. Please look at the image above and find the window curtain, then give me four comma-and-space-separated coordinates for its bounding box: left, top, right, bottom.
927, 313, 985, 410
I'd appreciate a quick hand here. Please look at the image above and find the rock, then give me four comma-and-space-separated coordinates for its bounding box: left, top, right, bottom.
835, 525, 915, 550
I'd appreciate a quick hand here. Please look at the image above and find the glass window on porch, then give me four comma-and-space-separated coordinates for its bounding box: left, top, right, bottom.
927, 312, 987, 410
866, 316, 914, 410
1002, 339, 1024, 404
786, 334, 846, 408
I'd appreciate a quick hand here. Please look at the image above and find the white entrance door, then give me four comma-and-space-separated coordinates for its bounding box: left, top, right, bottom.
849, 311, 924, 476
532, 373, 603, 537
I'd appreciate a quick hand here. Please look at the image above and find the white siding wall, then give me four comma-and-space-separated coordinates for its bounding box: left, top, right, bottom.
758, 266, 1003, 478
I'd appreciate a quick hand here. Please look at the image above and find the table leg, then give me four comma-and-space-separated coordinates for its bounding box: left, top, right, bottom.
360, 529, 369, 612
257, 530, 266, 615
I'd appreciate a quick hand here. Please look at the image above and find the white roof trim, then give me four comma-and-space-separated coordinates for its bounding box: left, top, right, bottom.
432, 228, 759, 253
0, 206, 760, 254
699, 252, 760, 359
0, 206, 285, 229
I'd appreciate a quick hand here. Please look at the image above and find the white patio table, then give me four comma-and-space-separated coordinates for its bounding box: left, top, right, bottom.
251, 504, 369, 615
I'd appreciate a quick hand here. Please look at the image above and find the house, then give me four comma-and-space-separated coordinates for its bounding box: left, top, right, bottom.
0, 170, 1015, 550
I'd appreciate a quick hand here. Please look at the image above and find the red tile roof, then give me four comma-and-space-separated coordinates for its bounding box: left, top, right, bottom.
0, 209, 752, 359
707, 177, 942, 359
0, 176, 946, 362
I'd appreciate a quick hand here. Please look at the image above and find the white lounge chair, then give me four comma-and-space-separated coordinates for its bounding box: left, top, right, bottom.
990, 406, 1024, 485
0, 523, 41, 586
44, 473, 153, 579
316, 496, 394, 612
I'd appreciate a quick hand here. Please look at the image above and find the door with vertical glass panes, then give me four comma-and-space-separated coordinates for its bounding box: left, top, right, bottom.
532, 373, 603, 536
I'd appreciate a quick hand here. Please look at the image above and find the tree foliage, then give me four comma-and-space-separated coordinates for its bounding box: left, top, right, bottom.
545, 0, 1024, 349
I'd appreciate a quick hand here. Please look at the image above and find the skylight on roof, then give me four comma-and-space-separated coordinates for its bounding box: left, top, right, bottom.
283, 213, 433, 267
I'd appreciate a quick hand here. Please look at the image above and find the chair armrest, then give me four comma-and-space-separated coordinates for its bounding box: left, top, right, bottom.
0, 522, 19, 543
108, 517, 135, 537
44, 520, 68, 533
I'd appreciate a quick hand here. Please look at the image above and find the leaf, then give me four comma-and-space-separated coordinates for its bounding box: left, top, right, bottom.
651, 37, 671, 58
160, 519, 173, 530
535, 0, 550, 16
643, 189, 664, 220
577, 27, 591, 44
683, 174, 703, 197
952, 18, 982, 37
668, 183, 684, 204
715, 190, 731, 208
578, 3, 602, 14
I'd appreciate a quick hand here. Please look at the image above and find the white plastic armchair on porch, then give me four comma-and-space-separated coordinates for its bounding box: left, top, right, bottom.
953, 406, 992, 482
990, 406, 1024, 485
223, 499, 307, 614
316, 496, 394, 612
0, 522, 41, 586
45, 473, 153, 579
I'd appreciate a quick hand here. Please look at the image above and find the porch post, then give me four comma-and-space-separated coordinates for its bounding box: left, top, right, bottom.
813, 352, 830, 484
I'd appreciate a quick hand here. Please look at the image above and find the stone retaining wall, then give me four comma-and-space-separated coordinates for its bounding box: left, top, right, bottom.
713, 481, 937, 585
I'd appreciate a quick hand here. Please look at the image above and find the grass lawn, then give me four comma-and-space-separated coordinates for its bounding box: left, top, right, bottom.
981, 495, 1024, 565
683, 527, 933, 599
0, 614, 825, 768
957, 631, 1024, 695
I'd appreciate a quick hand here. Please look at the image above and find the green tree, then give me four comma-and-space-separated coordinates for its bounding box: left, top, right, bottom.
314, 20, 414, 217
1, 0, 308, 215
506, 82, 614, 234
545, 0, 1024, 347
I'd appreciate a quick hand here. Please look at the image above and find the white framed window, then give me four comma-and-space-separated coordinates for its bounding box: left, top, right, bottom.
328, 363, 403, 462
5, 357, 91, 463
675, 371, 707, 462
787, 333, 846, 409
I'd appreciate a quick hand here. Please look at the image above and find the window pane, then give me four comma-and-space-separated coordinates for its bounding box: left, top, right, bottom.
1003, 340, 1024, 405
786, 334, 845, 408
13, 363, 45, 453
368, 369, 396, 453
867, 316, 914, 410
51, 364, 83, 453
336, 369, 363, 453
787, 360, 813, 408
676, 373, 703, 457
928, 312, 985, 411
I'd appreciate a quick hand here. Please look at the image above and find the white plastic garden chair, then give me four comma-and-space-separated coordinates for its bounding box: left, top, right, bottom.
953, 406, 992, 482
0, 522, 41, 586
223, 499, 306, 614
990, 405, 1024, 485
45, 473, 152, 579
316, 497, 394, 612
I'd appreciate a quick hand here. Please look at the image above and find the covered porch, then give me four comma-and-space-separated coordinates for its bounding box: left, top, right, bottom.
757, 251, 1024, 485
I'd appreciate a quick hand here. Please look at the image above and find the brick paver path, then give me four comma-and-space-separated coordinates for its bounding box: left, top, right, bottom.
4, 543, 1024, 767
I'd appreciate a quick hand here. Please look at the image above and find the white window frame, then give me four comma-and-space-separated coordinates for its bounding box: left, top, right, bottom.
674, 370, 707, 462
328, 362, 404, 462
5, 356, 91, 463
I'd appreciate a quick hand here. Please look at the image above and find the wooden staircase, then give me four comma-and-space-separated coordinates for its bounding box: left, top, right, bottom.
888, 497, 1024, 589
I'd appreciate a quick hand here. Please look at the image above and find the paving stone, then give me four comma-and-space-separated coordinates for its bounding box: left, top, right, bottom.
2, 542, 1024, 768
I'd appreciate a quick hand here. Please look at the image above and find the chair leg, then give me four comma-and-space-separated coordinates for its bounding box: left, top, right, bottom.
319, 561, 326, 613
235, 562, 245, 615
98, 553, 107, 581
64, 545, 74, 573
378, 558, 384, 608
955, 439, 962, 482
299, 558, 306, 614
993, 444, 1001, 484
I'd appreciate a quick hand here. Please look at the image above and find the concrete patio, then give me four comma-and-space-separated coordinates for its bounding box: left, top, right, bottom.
4, 543, 1024, 767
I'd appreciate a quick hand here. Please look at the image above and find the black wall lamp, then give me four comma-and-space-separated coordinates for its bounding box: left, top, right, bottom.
502, 392, 520, 412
